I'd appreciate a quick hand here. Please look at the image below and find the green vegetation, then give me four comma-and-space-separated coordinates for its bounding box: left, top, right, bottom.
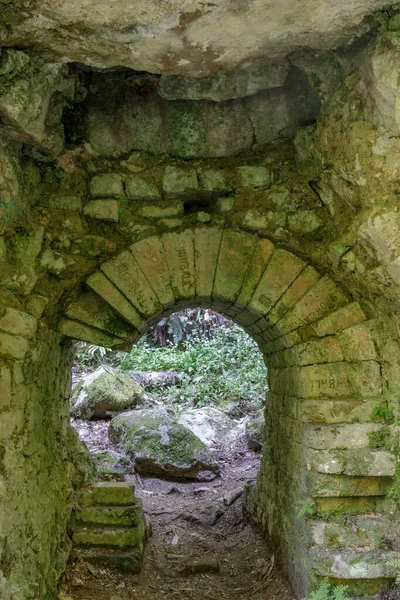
75, 309, 267, 416
302, 582, 350, 600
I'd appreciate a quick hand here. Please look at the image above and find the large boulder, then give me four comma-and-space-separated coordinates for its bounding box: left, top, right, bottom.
71, 365, 145, 419
177, 407, 244, 448
127, 370, 185, 389
109, 407, 220, 481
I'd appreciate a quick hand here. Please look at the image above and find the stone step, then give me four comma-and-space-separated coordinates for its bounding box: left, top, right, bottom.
75, 547, 143, 573
72, 524, 145, 549
78, 482, 136, 507
74, 503, 144, 527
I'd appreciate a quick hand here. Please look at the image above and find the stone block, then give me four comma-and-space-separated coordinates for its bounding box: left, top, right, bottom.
287, 210, 323, 234
161, 229, 195, 299
243, 209, 286, 231
65, 291, 136, 340
268, 266, 320, 325
83, 199, 119, 222
0, 365, 11, 409
194, 227, 223, 299
304, 423, 385, 450
278, 276, 348, 335
76, 547, 143, 572
126, 176, 161, 201
310, 517, 386, 548
90, 174, 124, 198
101, 251, 161, 317
0, 307, 37, 339
58, 318, 128, 349
162, 166, 198, 198
236, 238, 275, 307
86, 271, 144, 329
197, 211, 211, 223
313, 497, 376, 515
298, 399, 379, 424
237, 166, 271, 188
214, 230, 257, 301
72, 527, 142, 548
198, 169, 231, 193
25, 294, 48, 319
307, 448, 396, 477
48, 196, 82, 211
309, 302, 366, 337
309, 547, 400, 579
216, 196, 235, 213
136, 202, 183, 218
337, 323, 377, 361
249, 249, 305, 315
308, 473, 390, 497
0, 332, 28, 359
41, 248, 76, 278
281, 337, 344, 367
75, 504, 143, 527
88, 482, 136, 506
131, 236, 175, 307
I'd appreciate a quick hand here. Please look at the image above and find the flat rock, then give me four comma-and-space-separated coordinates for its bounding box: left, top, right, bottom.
71, 365, 144, 419
91, 449, 132, 481
109, 407, 220, 481
178, 407, 244, 447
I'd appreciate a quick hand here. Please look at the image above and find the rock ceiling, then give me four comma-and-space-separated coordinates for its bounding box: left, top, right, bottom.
0, 0, 396, 76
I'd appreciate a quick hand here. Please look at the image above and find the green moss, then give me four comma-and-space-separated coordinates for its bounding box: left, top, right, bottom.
369, 429, 391, 449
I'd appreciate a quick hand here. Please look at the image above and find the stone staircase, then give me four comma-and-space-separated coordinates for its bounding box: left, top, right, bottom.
70, 482, 148, 572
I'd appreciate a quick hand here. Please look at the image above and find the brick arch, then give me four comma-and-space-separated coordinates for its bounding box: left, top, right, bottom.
54, 226, 393, 597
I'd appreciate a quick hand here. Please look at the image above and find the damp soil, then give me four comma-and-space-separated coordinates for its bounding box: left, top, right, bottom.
62, 421, 294, 600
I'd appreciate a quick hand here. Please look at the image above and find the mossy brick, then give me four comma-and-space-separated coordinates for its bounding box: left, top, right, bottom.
65, 291, 136, 340
58, 318, 128, 349
198, 169, 231, 193
287, 210, 323, 234
344, 449, 396, 477
0, 307, 37, 339
279, 337, 344, 367
194, 227, 223, 299
0, 332, 28, 359
76, 547, 143, 572
268, 266, 320, 325
125, 176, 161, 201
131, 237, 174, 307
313, 497, 376, 515
0, 365, 11, 409
336, 323, 377, 361
75, 504, 143, 527
136, 202, 184, 218
48, 195, 82, 211
308, 473, 390, 497
25, 294, 48, 319
278, 276, 348, 335
90, 174, 124, 198
271, 363, 352, 398
237, 166, 271, 188
348, 361, 382, 396
162, 229, 195, 299
83, 199, 119, 222
307, 302, 367, 337
213, 230, 257, 301
86, 271, 144, 329
162, 166, 198, 198
236, 238, 275, 307
216, 196, 235, 213
306, 449, 345, 474
72, 526, 142, 548
88, 482, 136, 506
311, 517, 388, 549
101, 251, 161, 317
243, 209, 286, 231
304, 423, 386, 450
197, 211, 211, 223
249, 249, 305, 316
298, 399, 380, 424
309, 548, 400, 579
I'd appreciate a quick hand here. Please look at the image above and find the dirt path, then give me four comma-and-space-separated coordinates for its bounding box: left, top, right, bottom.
61, 423, 294, 600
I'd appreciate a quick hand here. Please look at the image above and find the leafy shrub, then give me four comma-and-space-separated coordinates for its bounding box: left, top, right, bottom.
302, 582, 350, 600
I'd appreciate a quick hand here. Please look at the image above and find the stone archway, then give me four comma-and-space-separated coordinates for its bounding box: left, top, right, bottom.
51, 226, 392, 597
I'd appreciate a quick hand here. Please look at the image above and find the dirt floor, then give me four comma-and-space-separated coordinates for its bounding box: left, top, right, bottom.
61, 419, 294, 600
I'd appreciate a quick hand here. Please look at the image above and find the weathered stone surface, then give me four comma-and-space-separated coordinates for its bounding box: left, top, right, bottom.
109, 407, 220, 480
136, 203, 184, 219
71, 366, 144, 419
198, 169, 232, 194
307, 448, 396, 477
90, 174, 124, 199
158, 61, 290, 101
75, 503, 141, 527
177, 407, 244, 447
83, 199, 120, 222
0, 332, 28, 359
131, 236, 175, 307
48, 196, 82, 211
237, 166, 271, 188
126, 177, 161, 201
245, 417, 264, 452
91, 450, 132, 481
73, 526, 143, 548
305, 423, 386, 450
0, 307, 37, 339
81, 482, 137, 507
162, 229, 195, 300
194, 227, 223, 299
213, 230, 256, 301
162, 167, 198, 199
59, 318, 129, 348
287, 210, 323, 234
